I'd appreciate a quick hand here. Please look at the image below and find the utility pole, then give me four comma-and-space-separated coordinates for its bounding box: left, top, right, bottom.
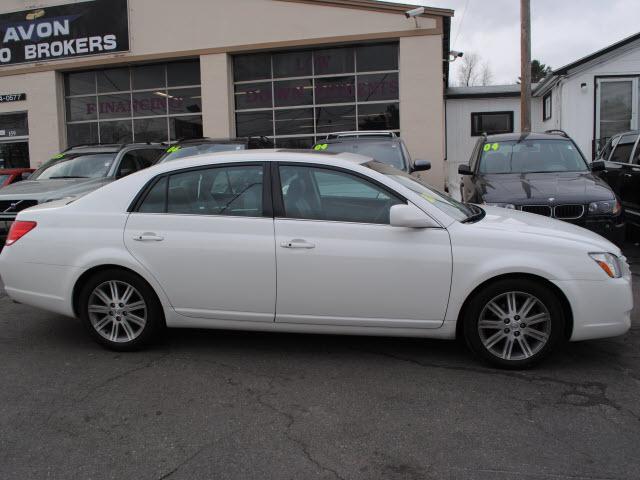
520, 0, 531, 132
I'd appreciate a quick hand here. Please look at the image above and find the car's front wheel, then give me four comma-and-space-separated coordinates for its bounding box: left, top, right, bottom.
78, 269, 164, 350
462, 278, 566, 368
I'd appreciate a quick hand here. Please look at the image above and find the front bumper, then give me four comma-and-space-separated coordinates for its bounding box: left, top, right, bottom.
0, 218, 14, 246
555, 275, 632, 341
579, 216, 626, 245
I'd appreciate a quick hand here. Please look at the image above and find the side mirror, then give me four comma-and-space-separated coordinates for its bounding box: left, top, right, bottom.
390, 204, 439, 228
591, 160, 606, 172
411, 159, 431, 173
458, 164, 473, 175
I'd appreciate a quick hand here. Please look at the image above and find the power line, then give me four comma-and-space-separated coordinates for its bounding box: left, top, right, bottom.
453, 0, 471, 48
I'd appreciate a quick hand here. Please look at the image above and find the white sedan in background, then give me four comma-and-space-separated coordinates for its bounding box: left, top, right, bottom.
0, 150, 632, 368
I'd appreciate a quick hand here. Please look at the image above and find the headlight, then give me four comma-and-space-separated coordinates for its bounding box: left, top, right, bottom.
484, 202, 516, 209
589, 252, 622, 278
588, 199, 621, 215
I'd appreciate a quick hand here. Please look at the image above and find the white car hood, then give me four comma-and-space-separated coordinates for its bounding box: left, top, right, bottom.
471, 206, 620, 254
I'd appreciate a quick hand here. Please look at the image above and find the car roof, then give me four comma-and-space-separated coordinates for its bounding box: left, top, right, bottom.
65, 143, 162, 154
483, 132, 574, 142
318, 137, 403, 146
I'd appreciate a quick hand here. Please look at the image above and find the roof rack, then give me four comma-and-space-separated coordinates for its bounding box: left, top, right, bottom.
324, 131, 398, 140
544, 129, 569, 138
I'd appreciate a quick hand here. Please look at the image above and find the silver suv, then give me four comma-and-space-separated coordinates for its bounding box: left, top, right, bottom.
0, 143, 165, 244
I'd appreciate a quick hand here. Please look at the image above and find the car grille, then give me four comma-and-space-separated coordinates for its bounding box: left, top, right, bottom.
554, 204, 584, 219
521, 205, 552, 216
0, 200, 38, 214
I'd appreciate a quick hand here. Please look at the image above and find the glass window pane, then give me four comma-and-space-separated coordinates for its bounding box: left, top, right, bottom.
234, 53, 271, 82
273, 51, 312, 78
65, 71, 95, 96
357, 73, 399, 102
139, 176, 167, 213
168, 88, 202, 115
315, 76, 355, 104
167, 60, 200, 87
275, 137, 314, 148
132, 64, 165, 90
316, 105, 356, 133
314, 47, 354, 75
100, 120, 133, 143
275, 108, 314, 136
66, 97, 98, 122
134, 117, 168, 142
236, 111, 273, 137
132, 91, 167, 117
356, 44, 398, 72
471, 112, 513, 136
97, 93, 132, 119
170, 115, 203, 140
274, 79, 313, 107
234, 82, 273, 110
358, 102, 399, 130
66, 123, 98, 146
168, 165, 263, 216
0, 113, 28, 137
279, 165, 401, 223
97, 68, 130, 93
599, 81, 633, 139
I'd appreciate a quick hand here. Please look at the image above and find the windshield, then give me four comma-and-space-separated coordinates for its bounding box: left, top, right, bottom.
478, 139, 588, 174
0, 174, 9, 185
160, 143, 247, 162
31, 153, 117, 180
320, 141, 407, 170
365, 161, 474, 221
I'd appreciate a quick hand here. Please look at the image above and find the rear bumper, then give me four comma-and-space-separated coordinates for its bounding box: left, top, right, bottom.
554, 276, 632, 341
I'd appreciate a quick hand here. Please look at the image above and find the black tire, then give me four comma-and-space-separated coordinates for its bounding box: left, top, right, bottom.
78, 268, 165, 351
462, 278, 566, 369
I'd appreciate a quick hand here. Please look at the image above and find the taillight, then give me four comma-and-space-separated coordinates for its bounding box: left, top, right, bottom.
5, 221, 37, 246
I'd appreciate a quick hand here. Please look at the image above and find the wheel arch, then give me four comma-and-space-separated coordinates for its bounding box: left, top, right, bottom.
72, 264, 164, 321
455, 273, 573, 341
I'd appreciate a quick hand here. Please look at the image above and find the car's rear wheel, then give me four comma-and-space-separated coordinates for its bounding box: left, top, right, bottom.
78, 269, 164, 350
462, 278, 565, 369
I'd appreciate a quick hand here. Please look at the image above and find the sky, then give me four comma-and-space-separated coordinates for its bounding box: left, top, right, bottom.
387, 0, 640, 86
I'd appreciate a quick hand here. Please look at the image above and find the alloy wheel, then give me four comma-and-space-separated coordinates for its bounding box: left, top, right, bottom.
477, 291, 551, 361
87, 280, 147, 343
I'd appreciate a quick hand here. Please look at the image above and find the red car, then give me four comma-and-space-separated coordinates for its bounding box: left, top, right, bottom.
0, 168, 34, 189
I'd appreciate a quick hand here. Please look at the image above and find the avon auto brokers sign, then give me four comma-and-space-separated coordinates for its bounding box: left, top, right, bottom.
0, 0, 129, 66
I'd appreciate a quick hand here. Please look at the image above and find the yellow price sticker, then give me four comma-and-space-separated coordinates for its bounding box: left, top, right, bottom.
491, 143, 500, 151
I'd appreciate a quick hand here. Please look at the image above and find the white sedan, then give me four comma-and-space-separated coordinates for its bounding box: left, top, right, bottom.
0, 151, 632, 368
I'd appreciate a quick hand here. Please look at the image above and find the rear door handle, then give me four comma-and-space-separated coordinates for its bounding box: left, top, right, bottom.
280, 239, 315, 249
133, 232, 164, 242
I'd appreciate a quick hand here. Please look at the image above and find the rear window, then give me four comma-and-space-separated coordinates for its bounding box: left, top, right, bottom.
478, 139, 588, 174
318, 141, 407, 170
159, 143, 247, 162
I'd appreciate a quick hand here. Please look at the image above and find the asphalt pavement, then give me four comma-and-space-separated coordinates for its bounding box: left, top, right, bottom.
0, 248, 639, 480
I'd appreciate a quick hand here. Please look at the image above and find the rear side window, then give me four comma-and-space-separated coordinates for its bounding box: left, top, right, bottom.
136, 164, 264, 217
610, 134, 637, 163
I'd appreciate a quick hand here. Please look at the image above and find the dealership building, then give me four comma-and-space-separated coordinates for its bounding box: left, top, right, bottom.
0, 0, 453, 186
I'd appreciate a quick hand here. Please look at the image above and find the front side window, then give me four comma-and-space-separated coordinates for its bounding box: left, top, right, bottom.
279, 165, 402, 224
137, 165, 263, 217
477, 139, 588, 174
609, 133, 637, 163
471, 112, 514, 136
32, 153, 117, 180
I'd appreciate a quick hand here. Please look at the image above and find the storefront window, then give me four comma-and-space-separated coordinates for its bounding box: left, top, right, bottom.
64, 60, 202, 146
233, 42, 399, 146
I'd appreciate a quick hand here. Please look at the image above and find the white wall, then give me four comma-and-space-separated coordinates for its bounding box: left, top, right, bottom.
538, 40, 640, 160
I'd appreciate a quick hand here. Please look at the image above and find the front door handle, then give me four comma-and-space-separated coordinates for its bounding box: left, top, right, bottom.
133, 232, 164, 242
280, 239, 315, 249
